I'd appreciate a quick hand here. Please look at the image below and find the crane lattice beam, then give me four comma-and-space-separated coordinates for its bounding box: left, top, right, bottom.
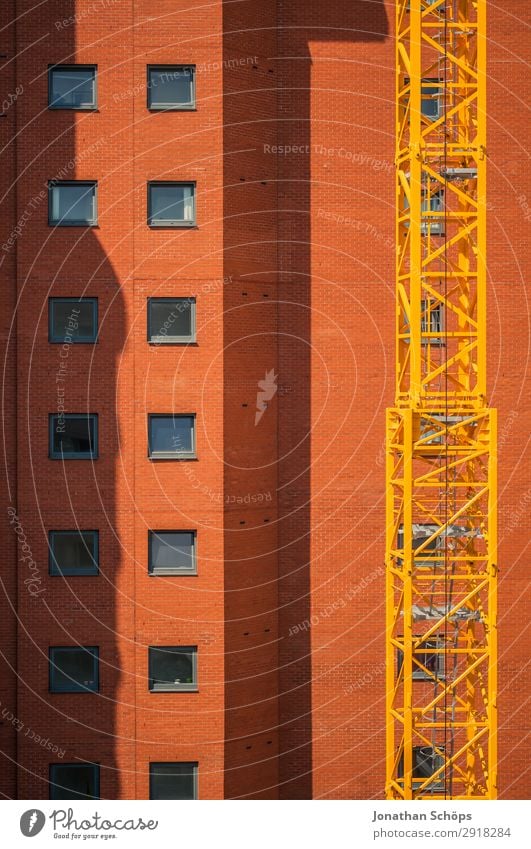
385, 0, 497, 800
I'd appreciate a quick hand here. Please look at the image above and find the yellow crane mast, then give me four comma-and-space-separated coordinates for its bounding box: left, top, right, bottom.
385, 0, 497, 799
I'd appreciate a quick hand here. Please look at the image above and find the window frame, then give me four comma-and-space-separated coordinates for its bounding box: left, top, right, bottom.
396, 636, 446, 681
147, 413, 196, 460
397, 523, 442, 569
49, 413, 99, 460
49, 763, 100, 800
420, 298, 444, 346
403, 188, 445, 237
48, 64, 97, 111
147, 297, 196, 344
147, 64, 196, 111
148, 530, 197, 576
48, 530, 99, 577
48, 180, 98, 227
48, 297, 99, 344
148, 645, 198, 692
397, 746, 445, 793
149, 762, 198, 800
147, 181, 196, 228
49, 646, 99, 693
404, 75, 442, 121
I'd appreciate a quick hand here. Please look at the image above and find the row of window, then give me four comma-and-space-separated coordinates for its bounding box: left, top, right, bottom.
49, 64, 196, 111
49, 414, 195, 459
48, 747, 445, 799
50, 762, 198, 800
49, 64, 443, 122
49, 645, 197, 693
49, 529, 196, 576
50, 296, 195, 343
48, 640, 443, 696
49, 181, 196, 227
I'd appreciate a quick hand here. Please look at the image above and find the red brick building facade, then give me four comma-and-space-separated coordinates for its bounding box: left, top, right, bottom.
0, 0, 529, 799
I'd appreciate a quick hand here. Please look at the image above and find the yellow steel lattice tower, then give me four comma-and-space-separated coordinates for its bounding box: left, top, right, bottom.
386, 0, 497, 799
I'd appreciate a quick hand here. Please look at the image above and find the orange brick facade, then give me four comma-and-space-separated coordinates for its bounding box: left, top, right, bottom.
0, 0, 529, 800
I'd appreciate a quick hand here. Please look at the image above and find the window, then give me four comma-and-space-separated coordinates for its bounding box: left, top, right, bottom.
148, 414, 195, 459
397, 637, 446, 681
49, 65, 97, 110
148, 182, 195, 227
398, 746, 445, 792
404, 77, 442, 121
147, 297, 196, 344
397, 524, 441, 569
420, 299, 443, 345
49, 763, 99, 800
148, 646, 197, 692
49, 181, 97, 226
403, 190, 444, 236
49, 298, 98, 343
150, 762, 198, 800
147, 65, 195, 110
420, 414, 473, 446
49, 414, 98, 459
49, 530, 99, 576
149, 531, 197, 575
421, 80, 442, 120
421, 190, 444, 235
49, 646, 99, 693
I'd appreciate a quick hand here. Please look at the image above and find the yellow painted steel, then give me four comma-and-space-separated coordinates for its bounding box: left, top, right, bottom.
386, 0, 497, 799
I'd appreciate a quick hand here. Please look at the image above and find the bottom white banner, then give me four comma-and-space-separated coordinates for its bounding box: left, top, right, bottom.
2, 799, 528, 848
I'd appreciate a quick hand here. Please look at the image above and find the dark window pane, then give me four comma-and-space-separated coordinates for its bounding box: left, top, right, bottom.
50, 68, 96, 109
49, 531, 98, 576
421, 86, 441, 119
148, 67, 194, 109
51, 415, 97, 458
150, 532, 195, 574
149, 646, 196, 690
50, 764, 99, 800
397, 747, 445, 791
50, 647, 98, 692
50, 299, 97, 342
148, 183, 194, 225
414, 747, 445, 780
150, 763, 197, 800
50, 183, 96, 225
148, 298, 194, 342
148, 415, 194, 457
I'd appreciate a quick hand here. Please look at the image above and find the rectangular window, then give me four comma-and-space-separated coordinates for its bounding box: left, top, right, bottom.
49, 530, 99, 576
148, 182, 195, 227
49, 298, 98, 343
49, 646, 99, 693
49, 413, 98, 460
149, 531, 196, 576
404, 77, 442, 121
397, 524, 442, 569
148, 414, 195, 459
403, 190, 444, 236
147, 297, 196, 344
147, 65, 195, 110
49, 763, 99, 800
398, 746, 445, 792
49, 181, 97, 226
49, 65, 97, 110
397, 637, 446, 681
148, 646, 197, 692
149, 762, 198, 800
420, 299, 443, 345
420, 414, 472, 446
